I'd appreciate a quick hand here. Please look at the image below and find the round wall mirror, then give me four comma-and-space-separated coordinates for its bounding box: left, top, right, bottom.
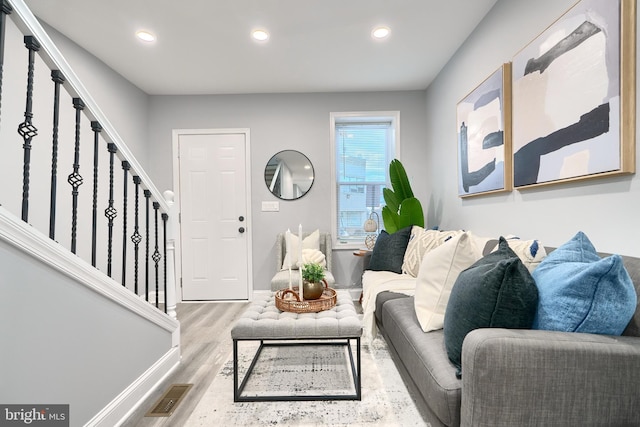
264, 150, 314, 200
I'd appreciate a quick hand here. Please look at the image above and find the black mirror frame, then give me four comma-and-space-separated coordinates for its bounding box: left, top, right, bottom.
264, 150, 315, 200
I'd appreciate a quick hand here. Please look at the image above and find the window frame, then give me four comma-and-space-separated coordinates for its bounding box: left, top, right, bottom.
329, 111, 400, 249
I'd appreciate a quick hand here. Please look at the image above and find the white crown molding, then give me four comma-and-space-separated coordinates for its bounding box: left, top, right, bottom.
0, 207, 179, 332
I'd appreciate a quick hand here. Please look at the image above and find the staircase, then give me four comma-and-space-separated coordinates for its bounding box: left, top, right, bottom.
0, 1, 180, 425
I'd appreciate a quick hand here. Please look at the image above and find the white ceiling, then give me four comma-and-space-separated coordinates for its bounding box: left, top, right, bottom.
23, 0, 498, 96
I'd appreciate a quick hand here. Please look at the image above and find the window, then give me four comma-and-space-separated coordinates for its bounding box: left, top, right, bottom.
330, 112, 399, 247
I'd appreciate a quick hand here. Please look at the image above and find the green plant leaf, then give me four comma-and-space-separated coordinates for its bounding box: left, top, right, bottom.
381, 159, 424, 234
302, 262, 325, 282
382, 206, 400, 234
382, 188, 400, 213
389, 159, 414, 201
398, 197, 424, 229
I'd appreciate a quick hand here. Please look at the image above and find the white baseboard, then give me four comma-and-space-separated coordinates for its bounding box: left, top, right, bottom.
86, 347, 181, 427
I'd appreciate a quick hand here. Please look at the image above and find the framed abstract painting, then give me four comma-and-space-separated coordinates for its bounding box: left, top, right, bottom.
457, 63, 512, 197
512, 0, 636, 189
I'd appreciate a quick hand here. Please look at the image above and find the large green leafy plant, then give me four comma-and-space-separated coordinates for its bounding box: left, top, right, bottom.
381, 159, 425, 234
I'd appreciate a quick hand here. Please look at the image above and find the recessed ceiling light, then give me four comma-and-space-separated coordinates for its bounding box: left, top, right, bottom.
252, 29, 269, 42
136, 30, 156, 43
372, 26, 390, 40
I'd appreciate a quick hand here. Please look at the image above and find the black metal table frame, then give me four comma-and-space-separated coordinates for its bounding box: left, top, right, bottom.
233, 337, 361, 402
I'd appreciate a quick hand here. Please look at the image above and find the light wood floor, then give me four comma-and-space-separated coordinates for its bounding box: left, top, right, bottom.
120, 301, 251, 427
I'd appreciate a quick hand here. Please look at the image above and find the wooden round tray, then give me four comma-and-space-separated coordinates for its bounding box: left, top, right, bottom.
275, 286, 337, 313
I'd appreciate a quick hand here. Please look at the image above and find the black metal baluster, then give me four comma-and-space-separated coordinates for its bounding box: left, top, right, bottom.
144, 189, 151, 302
49, 70, 65, 240
68, 98, 84, 254
18, 36, 40, 222
131, 176, 142, 295
0, 1, 13, 131
105, 143, 118, 277
90, 121, 102, 267
152, 202, 161, 308
162, 212, 168, 314
121, 161, 130, 287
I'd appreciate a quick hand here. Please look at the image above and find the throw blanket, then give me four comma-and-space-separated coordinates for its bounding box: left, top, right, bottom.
362, 270, 416, 342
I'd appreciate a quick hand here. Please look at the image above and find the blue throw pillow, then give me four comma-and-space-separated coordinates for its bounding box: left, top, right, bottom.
444, 237, 538, 377
368, 226, 412, 274
532, 231, 637, 335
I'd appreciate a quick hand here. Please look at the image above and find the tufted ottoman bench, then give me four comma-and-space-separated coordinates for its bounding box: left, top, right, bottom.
231, 290, 362, 402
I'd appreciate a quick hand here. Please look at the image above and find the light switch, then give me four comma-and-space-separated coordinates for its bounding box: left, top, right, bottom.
261, 201, 280, 212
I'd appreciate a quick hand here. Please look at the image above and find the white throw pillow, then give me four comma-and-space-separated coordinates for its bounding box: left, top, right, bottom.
282, 229, 320, 270
402, 226, 464, 277
492, 237, 547, 273
414, 231, 483, 332
301, 248, 327, 268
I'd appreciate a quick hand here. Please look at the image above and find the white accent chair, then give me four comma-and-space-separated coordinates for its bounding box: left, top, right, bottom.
270, 231, 336, 291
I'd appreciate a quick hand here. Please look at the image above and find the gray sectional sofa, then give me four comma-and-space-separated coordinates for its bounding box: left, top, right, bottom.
373, 249, 640, 427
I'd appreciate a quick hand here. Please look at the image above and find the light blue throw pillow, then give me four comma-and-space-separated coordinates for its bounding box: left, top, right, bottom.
532, 231, 637, 335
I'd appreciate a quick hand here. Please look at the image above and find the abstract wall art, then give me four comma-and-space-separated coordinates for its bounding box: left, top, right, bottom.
457, 63, 512, 197
512, 0, 636, 189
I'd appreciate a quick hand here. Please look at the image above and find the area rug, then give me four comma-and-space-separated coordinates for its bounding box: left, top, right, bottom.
185, 337, 429, 426
236, 341, 360, 399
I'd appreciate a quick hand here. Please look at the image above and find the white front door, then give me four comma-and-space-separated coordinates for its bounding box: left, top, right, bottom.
178, 130, 251, 300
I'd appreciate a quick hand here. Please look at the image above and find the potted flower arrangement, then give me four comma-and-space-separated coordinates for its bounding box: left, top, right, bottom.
301, 262, 326, 300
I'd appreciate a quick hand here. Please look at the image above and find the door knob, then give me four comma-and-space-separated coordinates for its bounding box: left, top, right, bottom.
238, 227, 245, 233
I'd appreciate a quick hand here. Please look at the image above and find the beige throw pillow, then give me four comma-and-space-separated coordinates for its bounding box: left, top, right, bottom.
282, 229, 320, 270
402, 227, 464, 277
490, 237, 547, 273
301, 248, 327, 268
414, 231, 483, 332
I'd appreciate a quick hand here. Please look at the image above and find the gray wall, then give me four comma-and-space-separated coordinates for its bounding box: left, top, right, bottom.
424, 0, 640, 257
148, 92, 427, 291
16, 0, 640, 295
0, 240, 172, 427
41, 21, 151, 168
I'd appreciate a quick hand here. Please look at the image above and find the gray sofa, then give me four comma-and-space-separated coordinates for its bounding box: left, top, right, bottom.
375, 249, 640, 427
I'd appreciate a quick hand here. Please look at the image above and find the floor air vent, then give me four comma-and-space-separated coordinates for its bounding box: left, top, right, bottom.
145, 383, 193, 417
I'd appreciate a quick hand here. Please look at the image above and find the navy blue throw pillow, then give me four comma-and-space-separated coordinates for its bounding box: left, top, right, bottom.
443, 237, 538, 377
368, 226, 412, 274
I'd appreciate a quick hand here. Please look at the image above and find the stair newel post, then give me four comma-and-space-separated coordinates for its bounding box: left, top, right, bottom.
49, 70, 65, 240
162, 212, 169, 314
18, 36, 40, 223
121, 161, 130, 287
131, 176, 142, 295
68, 97, 85, 254
90, 121, 102, 267
144, 189, 151, 302
0, 1, 12, 130
105, 143, 118, 277
163, 190, 177, 319
152, 201, 162, 309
